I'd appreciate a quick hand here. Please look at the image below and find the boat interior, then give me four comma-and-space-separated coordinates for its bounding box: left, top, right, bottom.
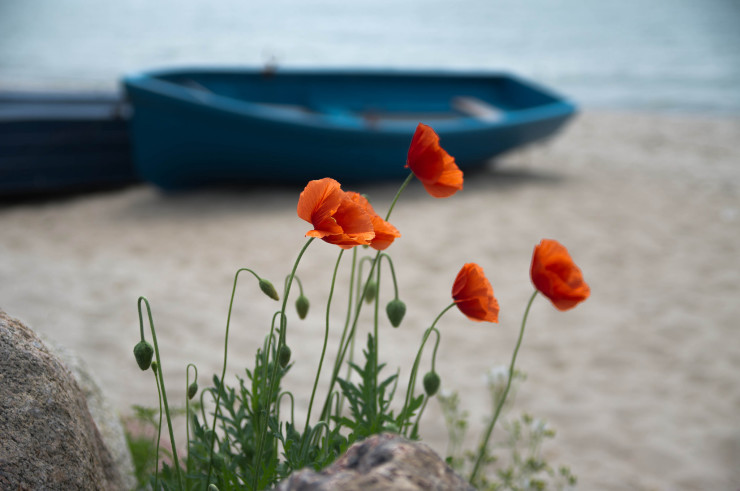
146, 70, 561, 125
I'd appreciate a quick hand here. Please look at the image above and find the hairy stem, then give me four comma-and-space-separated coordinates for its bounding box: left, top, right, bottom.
206, 267, 263, 487
137, 296, 183, 489
469, 290, 538, 483
302, 249, 345, 447
253, 238, 314, 490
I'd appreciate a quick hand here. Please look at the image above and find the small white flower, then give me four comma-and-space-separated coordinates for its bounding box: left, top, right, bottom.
485, 365, 509, 387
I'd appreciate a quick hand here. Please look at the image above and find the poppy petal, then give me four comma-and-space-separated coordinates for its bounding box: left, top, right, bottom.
344, 191, 401, 250
333, 195, 372, 234
406, 123, 445, 183
297, 178, 375, 249
297, 178, 343, 225
530, 239, 590, 311
456, 297, 499, 323
368, 215, 401, 250
452, 263, 499, 323
422, 157, 464, 198
406, 123, 463, 198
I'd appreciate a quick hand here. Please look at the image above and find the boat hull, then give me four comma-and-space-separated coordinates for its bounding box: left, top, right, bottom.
123, 68, 576, 189
0, 92, 136, 196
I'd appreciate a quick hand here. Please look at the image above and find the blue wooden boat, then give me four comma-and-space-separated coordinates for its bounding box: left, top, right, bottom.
0, 91, 137, 196
123, 68, 576, 189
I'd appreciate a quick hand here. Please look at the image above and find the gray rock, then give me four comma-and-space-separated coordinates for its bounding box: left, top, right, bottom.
52, 341, 137, 491
0, 309, 127, 490
275, 433, 475, 491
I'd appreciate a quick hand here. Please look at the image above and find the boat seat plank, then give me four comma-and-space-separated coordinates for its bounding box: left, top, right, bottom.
452, 96, 505, 122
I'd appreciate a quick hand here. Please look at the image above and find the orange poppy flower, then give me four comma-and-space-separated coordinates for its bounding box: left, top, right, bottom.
530, 239, 590, 311
345, 192, 401, 250
452, 263, 499, 322
406, 123, 463, 198
297, 178, 375, 249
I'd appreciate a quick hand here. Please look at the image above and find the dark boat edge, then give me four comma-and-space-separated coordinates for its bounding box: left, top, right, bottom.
0, 91, 139, 198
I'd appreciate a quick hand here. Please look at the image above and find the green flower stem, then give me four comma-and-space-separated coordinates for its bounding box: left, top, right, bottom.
401, 302, 448, 436
301, 421, 330, 462
137, 296, 183, 489
274, 237, 314, 353
379, 253, 400, 300
334, 248, 358, 382
322, 389, 340, 433
354, 255, 375, 382
186, 363, 198, 470
469, 290, 538, 483
372, 260, 382, 412
206, 267, 264, 487
384, 172, 414, 221
337, 247, 361, 360
320, 249, 382, 421
277, 391, 296, 426
410, 328, 441, 434
375, 253, 399, 408
137, 307, 146, 342
342, 330, 358, 406
336, 253, 360, 421
387, 367, 401, 401
429, 327, 442, 374
199, 387, 214, 431
288, 275, 305, 297
318, 248, 359, 422
303, 249, 345, 446
401, 301, 453, 431
411, 395, 429, 437
152, 367, 162, 491
253, 237, 314, 491
356, 256, 374, 298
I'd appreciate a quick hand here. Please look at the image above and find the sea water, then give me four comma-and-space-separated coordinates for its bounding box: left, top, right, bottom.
1, 0, 739, 115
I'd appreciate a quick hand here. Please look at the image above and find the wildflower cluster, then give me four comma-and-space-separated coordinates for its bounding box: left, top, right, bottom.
131, 122, 589, 490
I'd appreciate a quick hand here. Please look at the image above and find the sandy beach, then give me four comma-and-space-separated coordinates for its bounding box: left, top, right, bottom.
1, 110, 738, 490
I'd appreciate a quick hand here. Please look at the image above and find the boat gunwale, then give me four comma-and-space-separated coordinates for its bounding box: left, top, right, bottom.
123, 67, 576, 135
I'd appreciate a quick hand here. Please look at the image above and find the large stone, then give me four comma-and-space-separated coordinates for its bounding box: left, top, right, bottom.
275, 433, 475, 491
0, 310, 126, 490
51, 341, 136, 490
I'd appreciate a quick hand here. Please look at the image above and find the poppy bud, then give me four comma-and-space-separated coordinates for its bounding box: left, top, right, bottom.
385, 299, 406, 328
364, 280, 378, 303
385, 422, 400, 434
259, 278, 280, 301
151, 360, 158, 372
208, 485, 219, 491
423, 371, 441, 396
188, 382, 198, 400
278, 345, 291, 368
295, 295, 310, 319
133, 340, 154, 371
212, 453, 225, 469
